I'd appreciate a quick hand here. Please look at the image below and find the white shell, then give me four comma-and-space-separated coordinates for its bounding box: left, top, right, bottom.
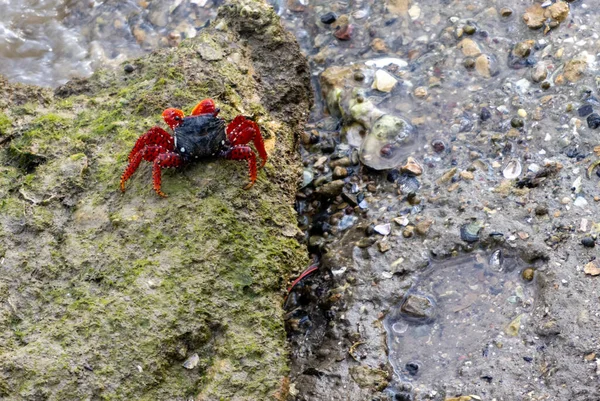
503, 159, 522, 179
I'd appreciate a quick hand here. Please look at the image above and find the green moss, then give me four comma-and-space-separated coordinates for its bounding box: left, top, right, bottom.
0, 112, 10, 136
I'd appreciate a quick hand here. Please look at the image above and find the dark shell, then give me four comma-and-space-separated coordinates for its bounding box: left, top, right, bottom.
174, 115, 226, 163
460, 221, 482, 243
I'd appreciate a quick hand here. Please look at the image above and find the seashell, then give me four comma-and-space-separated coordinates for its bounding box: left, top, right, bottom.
182, 353, 200, 369
359, 115, 417, 170
503, 159, 522, 179
374, 223, 391, 236
460, 221, 482, 243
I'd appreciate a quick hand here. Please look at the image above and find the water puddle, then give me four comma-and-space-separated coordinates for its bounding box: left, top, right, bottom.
384, 249, 538, 386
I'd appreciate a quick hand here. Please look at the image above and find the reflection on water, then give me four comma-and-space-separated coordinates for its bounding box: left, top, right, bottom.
0, 0, 217, 87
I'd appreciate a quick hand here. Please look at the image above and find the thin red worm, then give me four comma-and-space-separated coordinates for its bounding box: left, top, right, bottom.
287, 264, 319, 293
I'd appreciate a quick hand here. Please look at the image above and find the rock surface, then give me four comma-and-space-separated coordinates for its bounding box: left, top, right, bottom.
0, 1, 310, 399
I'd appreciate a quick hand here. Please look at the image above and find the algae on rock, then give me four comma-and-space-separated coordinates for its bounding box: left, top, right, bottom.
0, 1, 311, 400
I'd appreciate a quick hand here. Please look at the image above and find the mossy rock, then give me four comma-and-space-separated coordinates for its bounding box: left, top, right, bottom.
0, 1, 311, 400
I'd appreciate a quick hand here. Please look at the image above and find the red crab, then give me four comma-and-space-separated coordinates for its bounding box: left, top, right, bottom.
120, 98, 267, 197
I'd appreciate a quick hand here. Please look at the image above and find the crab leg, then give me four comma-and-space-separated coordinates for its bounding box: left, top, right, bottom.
121, 145, 170, 192
222, 145, 257, 189
226, 116, 267, 168
128, 127, 174, 162
191, 98, 219, 117
152, 151, 183, 197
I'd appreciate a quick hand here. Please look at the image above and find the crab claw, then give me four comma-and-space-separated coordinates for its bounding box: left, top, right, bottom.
162, 108, 185, 130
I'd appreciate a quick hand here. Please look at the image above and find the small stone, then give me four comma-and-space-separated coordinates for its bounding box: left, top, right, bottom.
535, 204, 548, 216
333, 166, 348, 179
333, 19, 354, 40
541, 81, 551, 90
523, 4, 545, 29
463, 25, 476, 35
378, 240, 391, 253
463, 57, 475, 69
581, 237, 596, 248
574, 196, 588, 208
320, 11, 337, 24
400, 293, 435, 320
578, 104, 593, 117
480, 107, 492, 121
475, 54, 496, 78
511, 117, 524, 128
401, 157, 423, 176
182, 353, 200, 369
531, 64, 548, 83
414, 86, 428, 98
372, 69, 398, 92
431, 139, 446, 152
405, 362, 419, 376
563, 59, 587, 83
584, 261, 600, 276
547, 1, 569, 22
415, 219, 433, 236
517, 109, 527, 118
316, 180, 345, 197
513, 40, 534, 58
124, 64, 135, 73
371, 38, 388, 53
587, 113, 600, 129
457, 38, 481, 57
522, 268, 535, 281
460, 171, 474, 180
402, 226, 414, 238
408, 4, 421, 20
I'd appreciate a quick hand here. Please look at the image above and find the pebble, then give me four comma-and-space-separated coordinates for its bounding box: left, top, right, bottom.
522, 268, 535, 281
371, 38, 388, 53
531, 64, 548, 83
415, 219, 433, 236
535, 204, 548, 216
414, 86, 428, 98
578, 105, 593, 117
480, 107, 492, 121
457, 38, 481, 57
460, 171, 474, 180
587, 113, 600, 129
431, 139, 446, 153
573, 196, 588, 208
400, 293, 436, 320
124, 64, 135, 73
320, 12, 337, 24
372, 69, 397, 92
402, 226, 414, 238
511, 117, 524, 128
581, 237, 596, 248
500, 7, 513, 17
517, 109, 527, 118
401, 157, 423, 176
333, 166, 348, 179
316, 180, 345, 197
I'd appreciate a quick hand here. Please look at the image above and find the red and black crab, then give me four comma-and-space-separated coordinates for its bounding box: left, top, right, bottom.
120, 98, 267, 197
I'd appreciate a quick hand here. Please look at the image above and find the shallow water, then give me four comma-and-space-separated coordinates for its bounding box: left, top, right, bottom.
384, 250, 536, 384
0, 0, 217, 86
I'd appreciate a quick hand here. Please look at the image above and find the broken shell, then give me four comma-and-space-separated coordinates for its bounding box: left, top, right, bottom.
374, 223, 391, 236
503, 159, 522, 179
359, 114, 417, 170
460, 221, 483, 243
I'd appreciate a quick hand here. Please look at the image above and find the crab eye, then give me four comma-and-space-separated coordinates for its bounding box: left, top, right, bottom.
174, 115, 182, 121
